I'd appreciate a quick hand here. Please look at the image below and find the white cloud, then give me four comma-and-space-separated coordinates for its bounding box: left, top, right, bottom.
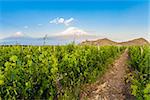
50, 18, 57, 24
24, 26, 29, 29
64, 18, 74, 26
58, 18, 65, 23
50, 17, 74, 26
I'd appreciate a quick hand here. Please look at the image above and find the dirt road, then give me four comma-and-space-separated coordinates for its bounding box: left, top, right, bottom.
80, 49, 132, 100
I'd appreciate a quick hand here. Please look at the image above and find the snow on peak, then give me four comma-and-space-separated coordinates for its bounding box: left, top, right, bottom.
61, 27, 89, 36
13, 32, 24, 37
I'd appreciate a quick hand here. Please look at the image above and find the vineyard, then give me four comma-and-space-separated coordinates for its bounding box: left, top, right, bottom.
0, 44, 149, 99
0, 44, 124, 99
128, 46, 150, 100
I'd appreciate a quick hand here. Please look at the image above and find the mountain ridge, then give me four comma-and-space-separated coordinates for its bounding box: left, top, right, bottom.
80, 38, 149, 46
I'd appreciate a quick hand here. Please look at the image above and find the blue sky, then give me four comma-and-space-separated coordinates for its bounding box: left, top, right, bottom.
0, 0, 149, 41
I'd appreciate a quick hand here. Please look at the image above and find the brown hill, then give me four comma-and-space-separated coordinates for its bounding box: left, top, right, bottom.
80, 38, 149, 46
119, 38, 149, 46
81, 38, 117, 46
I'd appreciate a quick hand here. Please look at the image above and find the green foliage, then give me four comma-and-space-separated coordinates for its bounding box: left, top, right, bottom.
0, 45, 124, 99
144, 84, 150, 100
129, 46, 150, 100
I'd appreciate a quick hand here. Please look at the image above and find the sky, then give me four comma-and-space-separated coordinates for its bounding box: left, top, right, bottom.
0, 0, 149, 41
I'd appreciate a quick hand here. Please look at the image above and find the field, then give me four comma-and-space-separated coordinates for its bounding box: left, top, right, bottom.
0, 0, 149, 99
128, 46, 150, 100
0, 44, 149, 100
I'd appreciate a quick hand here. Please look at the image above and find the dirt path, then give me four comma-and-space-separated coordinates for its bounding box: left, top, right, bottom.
80, 49, 131, 100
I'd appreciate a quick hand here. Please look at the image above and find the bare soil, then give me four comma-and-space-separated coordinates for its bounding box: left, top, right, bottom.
80, 49, 134, 100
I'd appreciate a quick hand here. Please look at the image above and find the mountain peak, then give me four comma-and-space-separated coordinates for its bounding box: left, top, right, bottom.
61, 27, 89, 36
3, 32, 33, 40
80, 37, 149, 46
13, 32, 24, 37
120, 37, 149, 45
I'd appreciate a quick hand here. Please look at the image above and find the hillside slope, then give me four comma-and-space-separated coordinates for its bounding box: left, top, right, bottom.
80, 38, 149, 46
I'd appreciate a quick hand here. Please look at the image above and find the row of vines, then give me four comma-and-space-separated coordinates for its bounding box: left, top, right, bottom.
128, 46, 150, 100
0, 44, 124, 99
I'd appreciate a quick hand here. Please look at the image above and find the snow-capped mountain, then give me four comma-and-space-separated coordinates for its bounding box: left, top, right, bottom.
0, 28, 99, 45
49, 27, 98, 40
3, 32, 33, 40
